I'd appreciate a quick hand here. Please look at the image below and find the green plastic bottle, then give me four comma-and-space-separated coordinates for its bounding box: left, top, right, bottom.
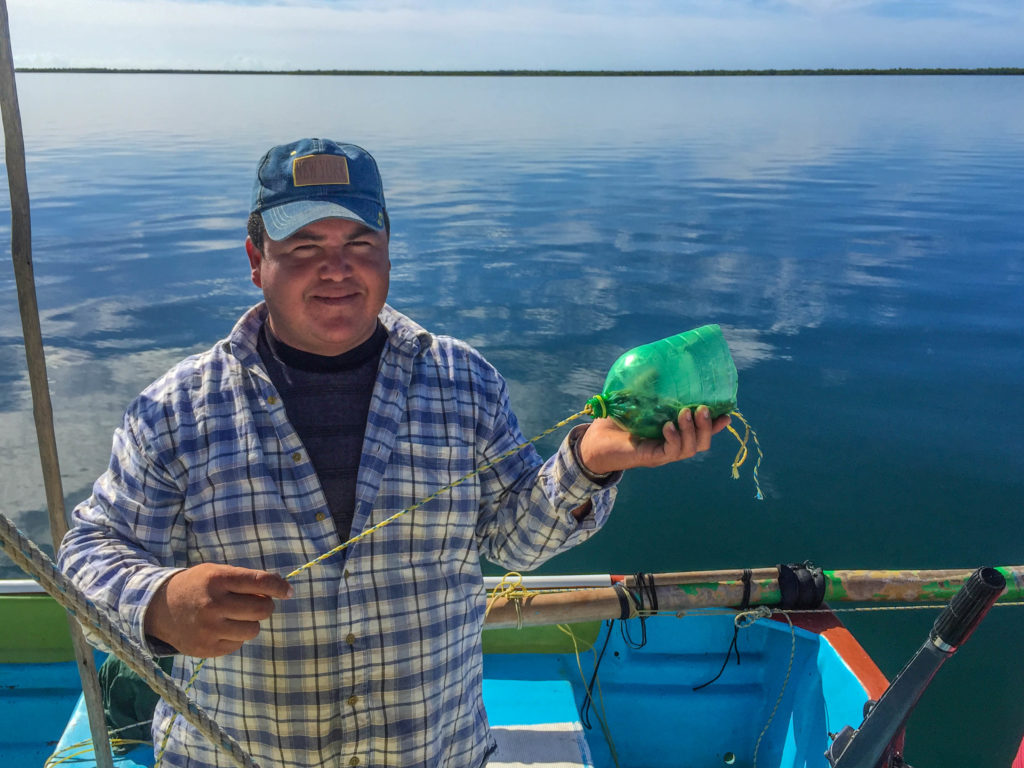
585, 324, 738, 439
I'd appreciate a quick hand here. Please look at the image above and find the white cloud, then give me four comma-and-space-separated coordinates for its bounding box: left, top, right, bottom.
5, 0, 1023, 70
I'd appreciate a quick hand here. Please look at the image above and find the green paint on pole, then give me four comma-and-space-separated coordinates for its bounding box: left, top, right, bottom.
824, 572, 849, 602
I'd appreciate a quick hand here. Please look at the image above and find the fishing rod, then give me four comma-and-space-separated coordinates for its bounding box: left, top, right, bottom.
825, 566, 1005, 768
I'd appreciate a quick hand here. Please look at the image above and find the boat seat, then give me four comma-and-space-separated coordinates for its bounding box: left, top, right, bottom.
483, 678, 593, 768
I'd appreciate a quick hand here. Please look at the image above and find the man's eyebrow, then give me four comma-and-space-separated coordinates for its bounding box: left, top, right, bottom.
289, 223, 378, 242
288, 228, 326, 242
346, 224, 377, 238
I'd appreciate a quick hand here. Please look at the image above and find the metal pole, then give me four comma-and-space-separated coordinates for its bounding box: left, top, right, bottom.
0, 5, 115, 766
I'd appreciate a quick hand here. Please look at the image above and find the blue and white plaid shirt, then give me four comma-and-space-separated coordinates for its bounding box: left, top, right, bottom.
59, 303, 616, 768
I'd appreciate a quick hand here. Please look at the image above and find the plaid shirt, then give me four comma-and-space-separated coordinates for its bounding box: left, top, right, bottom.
59, 303, 616, 768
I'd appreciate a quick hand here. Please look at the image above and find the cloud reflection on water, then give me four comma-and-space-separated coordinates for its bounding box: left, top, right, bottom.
2, 73, 1022, 581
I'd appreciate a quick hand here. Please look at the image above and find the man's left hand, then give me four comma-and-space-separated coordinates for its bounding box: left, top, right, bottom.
577, 406, 731, 476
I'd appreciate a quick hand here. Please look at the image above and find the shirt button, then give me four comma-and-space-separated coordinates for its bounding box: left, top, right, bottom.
267, 395, 278, 405
345, 633, 356, 645
347, 695, 359, 706
315, 512, 326, 522
349, 758, 360, 767
292, 452, 302, 462
343, 570, 351, 579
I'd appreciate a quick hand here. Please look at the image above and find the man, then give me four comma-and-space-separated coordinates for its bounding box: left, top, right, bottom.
59, 138, 730, 768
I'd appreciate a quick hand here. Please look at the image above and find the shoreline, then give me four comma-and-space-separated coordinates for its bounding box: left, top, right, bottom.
15, 67, 1024, 77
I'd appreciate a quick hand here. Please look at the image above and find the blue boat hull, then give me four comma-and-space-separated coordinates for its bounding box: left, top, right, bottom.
483, 611, 882, 768
13, 609, 883, 768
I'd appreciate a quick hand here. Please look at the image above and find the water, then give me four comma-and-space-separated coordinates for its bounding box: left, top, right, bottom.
2, 73, 1023, 765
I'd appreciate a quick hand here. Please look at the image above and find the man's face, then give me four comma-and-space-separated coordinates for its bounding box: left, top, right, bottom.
246, 217, 390, 356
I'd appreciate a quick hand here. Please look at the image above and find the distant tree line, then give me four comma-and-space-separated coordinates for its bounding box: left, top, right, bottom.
15, 67, 1024, 77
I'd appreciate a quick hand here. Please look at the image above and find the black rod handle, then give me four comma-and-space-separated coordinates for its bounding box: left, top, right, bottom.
931, 566, 1005, 650
828, 566, 1005, 768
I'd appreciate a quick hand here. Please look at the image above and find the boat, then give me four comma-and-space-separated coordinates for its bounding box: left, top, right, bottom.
0, 558, 1011, 768
0, 18, 1012, 767
1, 575, 882, 768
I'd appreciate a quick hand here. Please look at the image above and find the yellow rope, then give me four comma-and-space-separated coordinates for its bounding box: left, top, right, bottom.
728, 410, 764, 500
554, 622, 598, 654
484, 572, 541, 628
726, 421, 749, 474
559, 623, 621, 768
44, 723, 152, 768
154, 661, 206, 766
45, 739, 151, 767
45, 740, 146, 767
285, 409, 588, 580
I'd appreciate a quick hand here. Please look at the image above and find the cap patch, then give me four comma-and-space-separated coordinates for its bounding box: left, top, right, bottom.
292, 154, 350, 187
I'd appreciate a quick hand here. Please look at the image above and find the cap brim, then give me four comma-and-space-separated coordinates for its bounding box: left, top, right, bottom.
261, 199, 385, 241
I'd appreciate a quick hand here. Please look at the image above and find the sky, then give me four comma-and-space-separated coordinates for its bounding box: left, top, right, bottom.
4, 0, 1024, 71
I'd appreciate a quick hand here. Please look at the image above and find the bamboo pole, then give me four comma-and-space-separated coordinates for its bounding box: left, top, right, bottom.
0, 6, 115, 767
483, 565, 1024, 629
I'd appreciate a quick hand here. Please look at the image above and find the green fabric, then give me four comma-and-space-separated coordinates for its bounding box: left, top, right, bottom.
0, 594, 75, 663
98, 653, 174, 751
587, 324, 738, 439
481, 622, 602, 654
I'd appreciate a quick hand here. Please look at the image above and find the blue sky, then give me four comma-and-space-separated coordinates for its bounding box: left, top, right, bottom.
7, 0, 1024, 71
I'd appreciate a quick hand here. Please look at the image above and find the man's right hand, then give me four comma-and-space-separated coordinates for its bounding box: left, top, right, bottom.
144, 563, 293, 658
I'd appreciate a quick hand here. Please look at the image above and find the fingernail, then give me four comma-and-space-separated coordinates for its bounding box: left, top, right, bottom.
682, 409, 693, 422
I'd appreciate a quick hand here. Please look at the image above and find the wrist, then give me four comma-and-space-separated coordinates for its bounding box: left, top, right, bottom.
569, 424, 614, 481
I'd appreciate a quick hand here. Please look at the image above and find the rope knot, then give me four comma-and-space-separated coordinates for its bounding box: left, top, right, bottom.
485, 572, 539, 629
735, 604, 772, 629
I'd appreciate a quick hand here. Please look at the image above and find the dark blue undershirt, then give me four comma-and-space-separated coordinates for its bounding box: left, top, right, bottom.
257, 321, 388, 540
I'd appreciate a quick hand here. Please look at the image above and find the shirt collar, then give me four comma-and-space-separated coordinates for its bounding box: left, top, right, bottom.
227, 302, 434, 370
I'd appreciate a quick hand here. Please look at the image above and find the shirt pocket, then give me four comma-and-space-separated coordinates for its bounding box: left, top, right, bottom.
373, 440, 480, 566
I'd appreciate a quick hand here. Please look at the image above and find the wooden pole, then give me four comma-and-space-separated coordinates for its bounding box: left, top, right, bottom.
0, 6, 115, 767
483, 565, 1024, 629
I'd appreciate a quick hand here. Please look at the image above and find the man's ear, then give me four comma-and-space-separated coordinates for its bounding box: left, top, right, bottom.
245, 237, 263, 289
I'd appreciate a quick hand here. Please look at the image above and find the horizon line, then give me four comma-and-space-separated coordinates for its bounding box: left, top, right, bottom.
15, 66, 1024, 77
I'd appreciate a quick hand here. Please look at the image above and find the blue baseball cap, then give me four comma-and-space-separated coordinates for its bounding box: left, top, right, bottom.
250, 138, 387, 241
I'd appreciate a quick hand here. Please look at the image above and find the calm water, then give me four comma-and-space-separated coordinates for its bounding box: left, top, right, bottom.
2, 74, 1023, 765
